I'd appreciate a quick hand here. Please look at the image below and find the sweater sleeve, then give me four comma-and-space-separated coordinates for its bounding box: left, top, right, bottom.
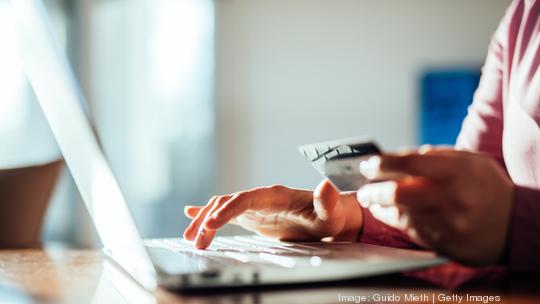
358, 2, 529, 266
506, 185, 540, 271
455, 0, 513, 167
358, 207, 421, 249
456, 2, 540, 271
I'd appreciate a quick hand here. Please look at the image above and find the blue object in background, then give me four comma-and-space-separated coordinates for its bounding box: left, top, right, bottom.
420, 69, 481, 145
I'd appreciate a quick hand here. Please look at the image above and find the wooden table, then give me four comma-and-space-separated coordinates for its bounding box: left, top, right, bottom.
0, 247, 539, 303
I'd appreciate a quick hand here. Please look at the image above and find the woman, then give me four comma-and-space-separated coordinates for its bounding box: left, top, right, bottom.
184, 0, 539, 272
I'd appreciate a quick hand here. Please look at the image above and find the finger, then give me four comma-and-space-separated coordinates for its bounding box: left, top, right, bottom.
195, 196, 231, 249
204, 193, 251, 230
183, 196, 219, 240
359, 146, 457, 180
184, 205, 202, 219
405, 226, 429, 248
360, 153, 460, 180
357, 177, 439, 210
393, 178, 440, 211
359, 156, 409, 181
380, 153, 457, 179
418, 145, 455, 155
357, 181, 397, 207
313, 179, 340, 221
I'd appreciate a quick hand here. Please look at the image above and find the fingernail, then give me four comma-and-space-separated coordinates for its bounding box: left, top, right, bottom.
356, 188, 370, 208
418, 145, 433, 154
359, 156, 381, 180
194, 229, 205, 245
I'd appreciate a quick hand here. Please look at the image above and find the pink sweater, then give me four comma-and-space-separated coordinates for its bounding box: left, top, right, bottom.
360, 0, 540, 272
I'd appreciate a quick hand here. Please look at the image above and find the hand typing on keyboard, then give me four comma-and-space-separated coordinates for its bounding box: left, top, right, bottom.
183, 179, 363, 249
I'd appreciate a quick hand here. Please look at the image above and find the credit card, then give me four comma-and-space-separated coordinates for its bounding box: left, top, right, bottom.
299, 137, 382, 191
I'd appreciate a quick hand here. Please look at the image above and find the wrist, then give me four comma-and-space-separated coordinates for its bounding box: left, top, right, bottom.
334, 192, 363, 241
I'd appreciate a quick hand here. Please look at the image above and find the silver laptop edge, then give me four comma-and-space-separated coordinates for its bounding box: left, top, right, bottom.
10, 0, 158, 289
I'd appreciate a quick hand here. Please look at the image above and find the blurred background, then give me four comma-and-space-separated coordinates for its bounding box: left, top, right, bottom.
0, 0, 511, 247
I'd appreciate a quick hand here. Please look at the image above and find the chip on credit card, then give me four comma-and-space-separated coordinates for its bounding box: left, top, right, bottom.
299, 137, 382, 191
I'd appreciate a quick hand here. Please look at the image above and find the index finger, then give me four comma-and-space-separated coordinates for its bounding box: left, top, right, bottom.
369, 153, 461, 180
203, 192, 252, 230
184, 205, 202, 219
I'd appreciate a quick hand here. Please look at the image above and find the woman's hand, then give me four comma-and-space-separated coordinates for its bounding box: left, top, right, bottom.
357, 147, 514, 266
183, 179, 363, 249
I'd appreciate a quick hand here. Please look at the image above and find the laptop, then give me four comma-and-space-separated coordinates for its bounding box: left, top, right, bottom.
11, 0, 447, 291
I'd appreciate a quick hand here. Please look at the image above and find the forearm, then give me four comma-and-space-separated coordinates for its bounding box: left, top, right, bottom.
505, 185, 540, 271
0, 160, 63, 247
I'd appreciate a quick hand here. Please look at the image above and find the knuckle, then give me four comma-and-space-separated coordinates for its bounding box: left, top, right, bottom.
451, 217, 470, 235
234, 191, 248, 200
267, 184, 286, 192
209, 195, 220, 204
268, 184, 283, 190
455, 191, 473, 210
209, 197, 223, 208
215, 196, 229, 205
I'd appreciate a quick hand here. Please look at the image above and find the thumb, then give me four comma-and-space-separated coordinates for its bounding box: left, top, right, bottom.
313, 179, 340, 221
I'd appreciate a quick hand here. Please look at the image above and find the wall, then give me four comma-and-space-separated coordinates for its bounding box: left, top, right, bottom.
214, 0, 511, 193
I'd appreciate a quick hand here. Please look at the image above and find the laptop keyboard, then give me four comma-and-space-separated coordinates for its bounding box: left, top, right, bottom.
145, 236, 331, 268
